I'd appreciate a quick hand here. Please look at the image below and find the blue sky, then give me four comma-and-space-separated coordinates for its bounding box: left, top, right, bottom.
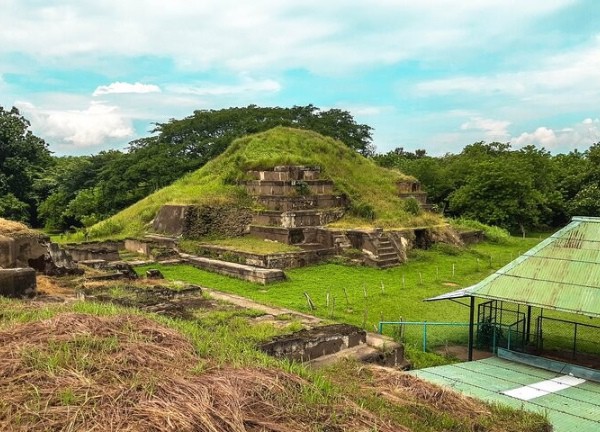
1, 0, 599, 156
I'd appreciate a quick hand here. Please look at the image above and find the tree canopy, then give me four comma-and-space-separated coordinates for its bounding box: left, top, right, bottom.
374, 141, 600, 234
34, 105, 373, 231
0, 106, 51, 223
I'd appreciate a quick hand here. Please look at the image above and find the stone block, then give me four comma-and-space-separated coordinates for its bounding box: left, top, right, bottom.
0, 268, 36, 298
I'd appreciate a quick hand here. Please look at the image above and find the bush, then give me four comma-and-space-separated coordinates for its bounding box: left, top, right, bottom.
350, 202, 376, 220
402, 197, 422, 216
451, 218, 511, 244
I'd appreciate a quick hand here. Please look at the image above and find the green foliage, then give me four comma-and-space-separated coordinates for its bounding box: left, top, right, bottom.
135, 235, 546, 346
568, 183, 600, 216
0, 106, 51, 225
89, 127, 436, 240
402, 197, 422, 216
349, 202, 376, 220
374, 141, 593, 233
451, 218, 512, 244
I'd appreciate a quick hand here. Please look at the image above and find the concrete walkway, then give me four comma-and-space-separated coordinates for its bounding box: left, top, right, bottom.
410, 357, 600, 432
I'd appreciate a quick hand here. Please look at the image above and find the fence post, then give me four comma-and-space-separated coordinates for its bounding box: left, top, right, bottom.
508, 326, 512, 351
423, 322, 427, 352
378, 322, 383, 334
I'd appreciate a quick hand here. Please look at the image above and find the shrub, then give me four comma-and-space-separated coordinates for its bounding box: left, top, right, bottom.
350, 202, 376, 220
402, 197, 422, 216
451, 218, 511, 244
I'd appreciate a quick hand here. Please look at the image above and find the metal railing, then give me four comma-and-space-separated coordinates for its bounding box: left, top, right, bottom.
378, 320, 526, 353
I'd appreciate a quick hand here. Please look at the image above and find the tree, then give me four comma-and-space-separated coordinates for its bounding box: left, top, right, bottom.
0, 106, 51, 225
448, 158, 549, 236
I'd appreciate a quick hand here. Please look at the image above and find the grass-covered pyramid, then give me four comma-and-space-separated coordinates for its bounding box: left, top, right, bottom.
88, 127, 441, 240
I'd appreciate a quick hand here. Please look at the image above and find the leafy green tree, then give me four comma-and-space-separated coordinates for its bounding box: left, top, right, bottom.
0, 106, 51, 224
448, 158, 549, 236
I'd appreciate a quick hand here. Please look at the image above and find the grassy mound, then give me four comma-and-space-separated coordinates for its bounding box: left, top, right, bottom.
87, 127, 442, 240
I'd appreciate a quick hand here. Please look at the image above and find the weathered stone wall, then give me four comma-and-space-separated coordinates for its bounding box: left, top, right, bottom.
192, 244, 334, 269
184, 204, 253, 239
0, 234, 48, 268
64, 241, 123, 262
0, 268, 36, 297
152, 204, 253, 239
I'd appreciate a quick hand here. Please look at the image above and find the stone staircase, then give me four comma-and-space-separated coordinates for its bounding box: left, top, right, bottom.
245, 166, 346, 249
373, 233, 401, 268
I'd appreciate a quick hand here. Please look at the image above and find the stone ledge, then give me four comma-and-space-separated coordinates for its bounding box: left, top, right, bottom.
179, 253, 285, 285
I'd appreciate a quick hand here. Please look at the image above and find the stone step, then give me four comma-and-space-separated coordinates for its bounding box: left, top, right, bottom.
378, 246, 395, 253
245, 180, 334, 196
310, 333, 407, 368
252, 208, 345, 228
298, 242, 327, 251
247, 166, 321, 181
309, 344, 382, 368
375, 257, 401, 268
255, 194, 346, 211
378, 252, 399, 259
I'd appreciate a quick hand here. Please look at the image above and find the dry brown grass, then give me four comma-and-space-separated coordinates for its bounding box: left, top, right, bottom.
323, 363, 550, 432
0, 218, 39, 238
367, 365, 490, 419
0, 313, 404, 432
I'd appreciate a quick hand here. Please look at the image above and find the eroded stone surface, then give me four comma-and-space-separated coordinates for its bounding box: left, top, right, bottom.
0, 268, 36, 297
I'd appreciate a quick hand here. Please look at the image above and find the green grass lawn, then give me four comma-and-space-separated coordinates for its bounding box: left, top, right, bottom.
179, 236, 303, 255
138, 236, 553, 349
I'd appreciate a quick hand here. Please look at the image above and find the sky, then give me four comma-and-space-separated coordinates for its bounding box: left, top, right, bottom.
1, 0, 599, 156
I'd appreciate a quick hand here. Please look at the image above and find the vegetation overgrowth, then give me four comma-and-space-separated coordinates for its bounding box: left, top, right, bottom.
179, 236, 302, 255
0, 289, 550, 431
135, 235, 571, 358
87, 127, 441, 240
375, 142, 600, 235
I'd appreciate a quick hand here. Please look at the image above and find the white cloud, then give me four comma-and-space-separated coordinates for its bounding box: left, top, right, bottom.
415, 40, 600, 107
460, 117, 511, 141
168, 78, 281, 96
93, 81, 161, 96
513, 119, 600, 150
0, 0, 575, 75
17, 101, 134, 149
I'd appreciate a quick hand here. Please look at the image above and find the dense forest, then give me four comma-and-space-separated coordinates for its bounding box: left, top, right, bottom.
1, 104, 598, 234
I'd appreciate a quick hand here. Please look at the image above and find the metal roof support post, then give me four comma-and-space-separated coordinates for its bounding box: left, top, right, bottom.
468, 296, 475, 361
526, 305, 532, 344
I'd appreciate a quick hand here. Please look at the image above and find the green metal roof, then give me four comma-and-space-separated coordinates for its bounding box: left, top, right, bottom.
428, 217, 600, 318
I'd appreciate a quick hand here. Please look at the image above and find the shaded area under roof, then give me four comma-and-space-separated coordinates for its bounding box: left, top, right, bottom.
427, 217, 600, 318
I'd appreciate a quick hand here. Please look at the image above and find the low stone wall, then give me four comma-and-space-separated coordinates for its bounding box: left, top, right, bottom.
64, 241, 123, 262
260, 324, 366, 362
248, 226, 307, 244
0, 268, 36, 297
0, 234, 48, 268
245, 180, 334, 196
192, 244, 334, 269
458, 229, 485, 245
180, 253, 285, 285
252, 209, 344, 228
255, 195, 346, 211
152, 204, 253, 239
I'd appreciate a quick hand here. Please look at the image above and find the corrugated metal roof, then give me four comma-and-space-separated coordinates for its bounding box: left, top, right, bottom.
428, 217, 600, 318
